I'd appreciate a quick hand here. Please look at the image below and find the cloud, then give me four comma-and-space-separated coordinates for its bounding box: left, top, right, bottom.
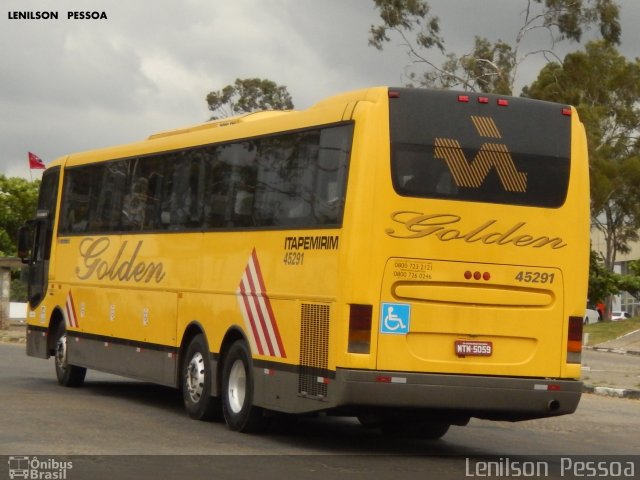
2, 0, 638, 178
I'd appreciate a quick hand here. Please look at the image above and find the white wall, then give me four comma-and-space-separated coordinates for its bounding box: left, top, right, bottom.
9, 302, 27, 321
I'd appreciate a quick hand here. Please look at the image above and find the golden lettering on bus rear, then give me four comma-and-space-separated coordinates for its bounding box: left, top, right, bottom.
76, 237, 166, 283
385, 211, 567, 249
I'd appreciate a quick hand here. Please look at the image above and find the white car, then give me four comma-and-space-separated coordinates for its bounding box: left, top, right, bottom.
584, 309, 600, 324
611, 311, 631, 321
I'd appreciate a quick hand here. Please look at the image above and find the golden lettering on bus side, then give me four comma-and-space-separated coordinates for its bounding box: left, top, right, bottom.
76, 237, 166, 283
385, 211, 567, 249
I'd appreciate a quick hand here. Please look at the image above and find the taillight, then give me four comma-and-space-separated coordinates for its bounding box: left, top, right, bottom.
456, 95, 510, 106
348, 304, 372, 354
562, 107, 572, 116
567, 316, 583, 363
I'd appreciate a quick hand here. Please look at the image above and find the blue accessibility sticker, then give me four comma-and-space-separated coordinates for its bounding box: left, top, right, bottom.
380, 302, 411, 334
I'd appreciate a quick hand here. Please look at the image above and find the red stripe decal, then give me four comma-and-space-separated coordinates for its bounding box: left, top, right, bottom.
236, 249, 286, 358
239, 278, 264, 356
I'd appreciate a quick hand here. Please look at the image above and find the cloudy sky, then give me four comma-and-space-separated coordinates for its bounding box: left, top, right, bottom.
2, 0, 639, 178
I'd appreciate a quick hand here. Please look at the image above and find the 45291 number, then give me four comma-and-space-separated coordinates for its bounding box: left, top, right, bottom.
515, 271, 555, 284
283, 252, 304, 266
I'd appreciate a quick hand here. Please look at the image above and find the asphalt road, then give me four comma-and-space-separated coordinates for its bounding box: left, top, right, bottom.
582, 349, 640, 390
1, 343, 638, 479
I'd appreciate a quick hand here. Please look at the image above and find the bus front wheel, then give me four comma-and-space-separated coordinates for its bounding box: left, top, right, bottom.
221, 340, 266, 433
182, 334, 220, 421
53, 323, 86, 387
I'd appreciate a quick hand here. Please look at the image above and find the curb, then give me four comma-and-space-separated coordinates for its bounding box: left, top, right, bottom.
0, 334, 26, 344
586, 346, 640, 357
582, 384, 640, 400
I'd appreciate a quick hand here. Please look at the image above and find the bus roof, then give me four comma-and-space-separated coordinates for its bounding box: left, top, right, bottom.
147, 110, 296, 140
53, 86, 387, 169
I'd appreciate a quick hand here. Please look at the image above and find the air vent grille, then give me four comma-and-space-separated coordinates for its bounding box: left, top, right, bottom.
298, 303, 330, 398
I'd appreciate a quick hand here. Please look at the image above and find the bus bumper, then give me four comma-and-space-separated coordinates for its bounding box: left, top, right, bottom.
333, 368, 582, 421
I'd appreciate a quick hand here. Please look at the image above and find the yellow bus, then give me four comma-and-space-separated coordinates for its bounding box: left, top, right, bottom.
19, 86, 589, 438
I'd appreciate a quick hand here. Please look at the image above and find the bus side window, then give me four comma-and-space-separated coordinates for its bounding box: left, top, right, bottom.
313, 126, 351, 224
158, 154, 188, 230
93, 162, 127, 232
256, 134, 297, 227
173, 155, 193, 230
122, 176, 148, 230
219, 142, 256, 228
203, 146, 229, 229
231, 165, 257, 227
142, 164, 164, 231
61, 168, 92, 234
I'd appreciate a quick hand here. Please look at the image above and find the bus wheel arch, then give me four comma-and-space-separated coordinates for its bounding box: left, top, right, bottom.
178, 321, 208, 388
47, 308, 66, 357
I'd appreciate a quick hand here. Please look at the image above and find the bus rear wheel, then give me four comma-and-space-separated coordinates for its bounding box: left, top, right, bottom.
53, 323, 86, 387
221, 340, 266, 433
182, 334, 220, 421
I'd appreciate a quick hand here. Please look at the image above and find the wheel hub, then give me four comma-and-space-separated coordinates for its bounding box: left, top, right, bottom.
55, 334, 67, 371
186, 352, 206, 403
227, 359, 247, 414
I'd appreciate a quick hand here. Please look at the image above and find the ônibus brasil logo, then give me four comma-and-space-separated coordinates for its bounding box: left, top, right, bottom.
8, 456, 73, 479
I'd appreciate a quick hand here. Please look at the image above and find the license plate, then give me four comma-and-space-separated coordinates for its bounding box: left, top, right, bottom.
455, 340, 493, 357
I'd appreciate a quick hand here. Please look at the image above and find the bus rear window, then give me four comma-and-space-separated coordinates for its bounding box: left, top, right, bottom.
389, 89, 571, 208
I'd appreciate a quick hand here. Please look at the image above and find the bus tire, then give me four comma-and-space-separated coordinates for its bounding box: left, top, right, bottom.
420, 422, 450, 440
53, 323, 86, 388
221, 340, 266, 433
182, 334, 220, 421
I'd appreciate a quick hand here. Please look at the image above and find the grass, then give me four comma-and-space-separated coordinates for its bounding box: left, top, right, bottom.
584, 317, 640, 346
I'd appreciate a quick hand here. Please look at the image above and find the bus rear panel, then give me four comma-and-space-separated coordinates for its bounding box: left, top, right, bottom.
335, 88, 588, 422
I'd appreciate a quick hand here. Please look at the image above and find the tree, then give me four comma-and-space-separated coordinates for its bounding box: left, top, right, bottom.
0, 176, 38, 302
523, 41, 640, 271
0, 175, 39, 256
588, 250, 620, 307
618, 262, 640, 304
369, 0, 621, 95
588, 252, 640, 317
206, 78, 294, 120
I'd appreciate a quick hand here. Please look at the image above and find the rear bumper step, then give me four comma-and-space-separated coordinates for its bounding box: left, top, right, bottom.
334, 368, 582, 421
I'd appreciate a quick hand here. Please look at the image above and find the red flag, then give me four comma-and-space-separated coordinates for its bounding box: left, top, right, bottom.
28, 152, 46, 169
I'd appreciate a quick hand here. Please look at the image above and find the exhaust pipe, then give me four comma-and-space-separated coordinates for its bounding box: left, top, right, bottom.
548, 400, 560, 412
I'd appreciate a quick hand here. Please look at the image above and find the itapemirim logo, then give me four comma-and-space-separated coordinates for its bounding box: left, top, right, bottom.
434, 115, 528, 193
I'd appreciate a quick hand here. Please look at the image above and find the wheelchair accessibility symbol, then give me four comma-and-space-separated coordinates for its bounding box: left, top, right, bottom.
380, 302, 410, 334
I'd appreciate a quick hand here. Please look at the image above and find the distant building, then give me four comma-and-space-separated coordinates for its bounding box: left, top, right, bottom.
591, 228, 640, 317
